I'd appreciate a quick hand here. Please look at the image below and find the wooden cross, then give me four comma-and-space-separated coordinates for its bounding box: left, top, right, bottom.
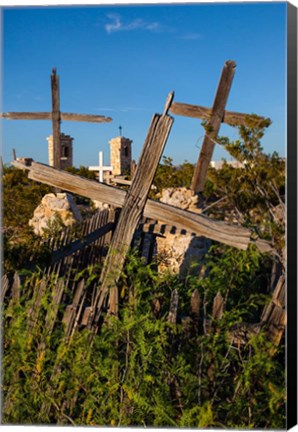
169, 60, 271, 193
119, 125, 123, 136
1, 68, 112, 169
89, 151, 113, 183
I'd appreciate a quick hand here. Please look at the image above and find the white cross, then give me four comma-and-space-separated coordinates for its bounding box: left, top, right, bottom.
89, 151, 113, 183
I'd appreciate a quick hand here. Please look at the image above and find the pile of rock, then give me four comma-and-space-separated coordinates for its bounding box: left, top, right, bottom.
29, 193, 82, 236
159, 187, 202, 213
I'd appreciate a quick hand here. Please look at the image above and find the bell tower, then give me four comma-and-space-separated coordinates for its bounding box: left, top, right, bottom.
109, 136, 132, 176
47, 133, 73, 169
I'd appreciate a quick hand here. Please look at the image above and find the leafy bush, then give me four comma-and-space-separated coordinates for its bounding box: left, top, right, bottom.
150, 156, 194, 198
2, 167, 54, 272
2, 249, 285, 428
2, 120, 285, 427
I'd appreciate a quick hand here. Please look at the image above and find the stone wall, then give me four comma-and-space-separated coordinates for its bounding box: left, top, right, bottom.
156, 187, 211, 276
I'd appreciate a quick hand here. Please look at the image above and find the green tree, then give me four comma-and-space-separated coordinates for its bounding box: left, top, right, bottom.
2, 167, 54, 272
205, 124, 285, 252
151, 156, 194, 198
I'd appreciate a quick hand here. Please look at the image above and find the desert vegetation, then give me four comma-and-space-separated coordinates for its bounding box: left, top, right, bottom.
2, 123, 286, 427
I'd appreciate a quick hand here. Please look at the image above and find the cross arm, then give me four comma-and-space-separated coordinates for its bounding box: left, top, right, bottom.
1, 112, 51, 120
170, 102, 271, 128
61, 113, 112, 123
88, 166, 113, 171
0, 112, 112, 123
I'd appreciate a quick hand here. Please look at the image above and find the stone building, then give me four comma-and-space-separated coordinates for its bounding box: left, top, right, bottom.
210, 160, 244, 170
109, 136, 132, 176
47, 133, 73, 169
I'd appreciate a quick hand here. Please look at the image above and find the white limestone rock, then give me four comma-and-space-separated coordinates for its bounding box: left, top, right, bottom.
156, 188, 209, 275
160, 187, 202, 213
92, 200, 111, 211
29, 193, 82, 236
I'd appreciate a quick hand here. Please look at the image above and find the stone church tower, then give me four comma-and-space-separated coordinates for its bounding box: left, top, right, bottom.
47, 133, 73, 169
109, 136, 132, 176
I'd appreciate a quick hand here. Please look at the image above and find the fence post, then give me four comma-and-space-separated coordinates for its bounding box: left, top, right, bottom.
212, 291, 224, 320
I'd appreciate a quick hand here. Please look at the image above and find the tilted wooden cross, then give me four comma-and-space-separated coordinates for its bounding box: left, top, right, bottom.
89, 151, 113, 183
169, 60, 271, 192
1, 68, 112, 169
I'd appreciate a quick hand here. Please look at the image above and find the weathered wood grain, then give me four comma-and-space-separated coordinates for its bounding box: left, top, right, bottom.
62, 279, 86, 337
92, 107, 174, 317
37, 279, 65, 354
26, 278, 48, 334
7, 273, 21, 312
261, 273, 286, 345
1, 274, 10, 303
50, 221, 115, 263
61, 112, 112, 123
51, 68, 61, 169
191, 60, 236, 192
0, 111, 112, 124
13, 159, 272, 253
168, 289, 179, 324
212, 291, 224, 320
170, 102, 269, 128
190, 289, 200, 333
0, 112, 52, 120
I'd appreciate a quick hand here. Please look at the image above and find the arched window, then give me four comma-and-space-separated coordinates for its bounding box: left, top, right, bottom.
64, 146, 69, 158
123, 146, 129, 157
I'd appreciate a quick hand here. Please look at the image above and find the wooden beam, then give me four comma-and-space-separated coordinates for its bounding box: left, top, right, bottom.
12, 159, 272, 254
191, 60, 236, 192
51, 68, 61, 169
170, 102, 270, 128
0, 112, 52, 121
111, 177, 157, 189
94, 96, 174, 317
0, 112, 112, 123
61, 113, 112, 123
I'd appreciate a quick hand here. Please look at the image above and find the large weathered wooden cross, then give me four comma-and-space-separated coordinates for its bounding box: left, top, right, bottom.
169, 60, 270, 192
1, 68, 112, 169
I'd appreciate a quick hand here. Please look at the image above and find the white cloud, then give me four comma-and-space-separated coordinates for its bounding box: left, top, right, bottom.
105, 14, 160, 34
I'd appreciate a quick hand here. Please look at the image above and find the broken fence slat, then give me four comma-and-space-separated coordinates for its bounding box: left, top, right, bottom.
168, 289, 179, 324
261, 274, 286, 345
190, 289, 200, 318
212, 291, 224, 320
50, 216, 114, 264
1, 274, 10, 302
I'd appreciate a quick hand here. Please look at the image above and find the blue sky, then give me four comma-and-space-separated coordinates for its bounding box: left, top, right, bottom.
1, 1, 287, 167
